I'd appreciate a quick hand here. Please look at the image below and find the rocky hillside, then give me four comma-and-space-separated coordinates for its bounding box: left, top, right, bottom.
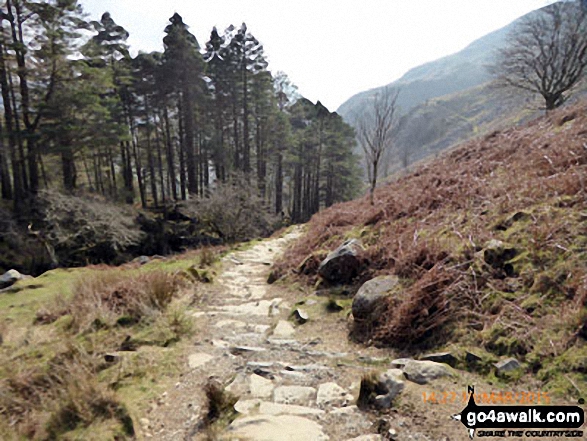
275, 101, 587, 399
337, 15, 514, 122
338, 2, 587, 173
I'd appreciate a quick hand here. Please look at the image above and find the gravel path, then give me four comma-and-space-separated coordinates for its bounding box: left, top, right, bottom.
139, 229, 461, 441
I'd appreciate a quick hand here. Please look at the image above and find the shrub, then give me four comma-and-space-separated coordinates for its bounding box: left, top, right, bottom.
33, 190, 144, 267
186, 175, 279, 243
45, 358, 135, 440
0, 343, 134, 439
67, 270, 183, 333
373, 266, 459, 349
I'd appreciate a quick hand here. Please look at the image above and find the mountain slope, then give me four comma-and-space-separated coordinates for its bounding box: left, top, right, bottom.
275, 101, 587, 399
337, 3, 581, 173
337, 11, 519, 122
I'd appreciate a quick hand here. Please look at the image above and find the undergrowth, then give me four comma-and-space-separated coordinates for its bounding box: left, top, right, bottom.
0, 256, 205, 439
275, 102, 587, 395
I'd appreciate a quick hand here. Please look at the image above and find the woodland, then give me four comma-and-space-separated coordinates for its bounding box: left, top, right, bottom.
0, 1, 362, 273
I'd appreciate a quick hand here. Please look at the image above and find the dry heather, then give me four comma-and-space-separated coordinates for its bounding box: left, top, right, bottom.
0, 268, 192, 439
275, 102, 587, 393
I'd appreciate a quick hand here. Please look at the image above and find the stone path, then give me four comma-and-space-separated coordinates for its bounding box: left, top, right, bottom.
204, 229, 373, 440
142, 228, 440, 441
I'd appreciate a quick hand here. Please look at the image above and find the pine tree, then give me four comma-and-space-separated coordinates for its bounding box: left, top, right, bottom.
162, 13, 206, 198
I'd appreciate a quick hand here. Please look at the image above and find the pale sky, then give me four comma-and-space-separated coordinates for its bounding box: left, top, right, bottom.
79, 0, 554, 111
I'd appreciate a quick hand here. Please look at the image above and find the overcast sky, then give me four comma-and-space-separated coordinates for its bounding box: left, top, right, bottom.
79, 0, 554, 111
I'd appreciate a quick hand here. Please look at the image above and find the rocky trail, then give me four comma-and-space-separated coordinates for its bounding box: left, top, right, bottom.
139, 229, 481, 441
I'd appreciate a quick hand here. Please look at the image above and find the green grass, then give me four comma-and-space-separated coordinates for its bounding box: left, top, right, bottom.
0, 246, 214, 440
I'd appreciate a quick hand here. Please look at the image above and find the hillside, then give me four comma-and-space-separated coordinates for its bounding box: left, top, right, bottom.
337, 9, 518, 121
275, 101, 587, 399
338, 3, 577, 172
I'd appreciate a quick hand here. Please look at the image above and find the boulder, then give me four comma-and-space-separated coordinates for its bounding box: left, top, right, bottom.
249, 373, 275, 399
316, 382, 352, 408
494, 358, 521, 374
483, 239, 518, 276
0, 269, 26, 290
352, 275, 400, 321
292, 308, 309, 324
465, 351, 483, 366
374, 369, 405, 409
318, 239, 363, 284
188, 352, 214, 369
227, 415, 329, 441
402, 360, 454, 384
347, 436, 382, 441
421, 351, 457, 367
273, 320, 296, 338
273, 386, 317, 406
134, 255, 150, 265
390, 358, 413, 368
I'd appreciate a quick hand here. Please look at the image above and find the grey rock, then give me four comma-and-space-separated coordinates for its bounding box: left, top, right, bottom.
229, 345, 267, 356
225, 373, 249, 396
402, 360, 454, 384
352, 275, 400, 320
0, 269, 26, 289
330, 405, 359, 415
259, 402, 325, 416
249, 373, 274, 398
247, 361, 275, 369
104, 353, 121, 363
227, 415, 329, 441
319, 239, 363, 284
483, 239, 518, 274
465, 351, 483, 365
390, 358, 414, 368
272, 320, 296, 338
375, 369, 405, 408
188, 352, 214, 368
284, 363, 329, 372
292, 308, 309, 324
317, 382, 352, 408
494, 358, 521, 373
136, 255, 150, 265
421, 352, 457, 367
234, 399, 261, 415
274, 385, 317, 406
347, 436, 382, 441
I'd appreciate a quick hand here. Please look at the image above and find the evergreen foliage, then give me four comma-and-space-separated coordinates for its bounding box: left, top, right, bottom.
0, 2, 361, 226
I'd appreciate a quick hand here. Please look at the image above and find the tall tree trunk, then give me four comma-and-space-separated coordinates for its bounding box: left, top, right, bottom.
275, 150, 283, 215
120, 141, 134, 203
181, 92, 197, 195
8, 0, 39, 193
256, 119, 266, 198
5, 43, 27, 194
81, 151, 93, 191
314, 122, 323, 214
145, 100, 158, 207
108, 146, 117, 197
61, 141, 76, 191
131, 135, 146, 208
370, 158, 378, 206
0, 26, 20, 205
232, 100, 240, 171
0, 106, 12, 200
178, 103, 186, 200
163, 107, 177, 200
242, 65, 250, 174
292, 162, 302, 223
154, 113, 166, 203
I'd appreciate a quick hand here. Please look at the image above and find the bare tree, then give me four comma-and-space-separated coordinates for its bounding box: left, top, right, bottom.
357, 87, 400, 205
491, 1, 587, 110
